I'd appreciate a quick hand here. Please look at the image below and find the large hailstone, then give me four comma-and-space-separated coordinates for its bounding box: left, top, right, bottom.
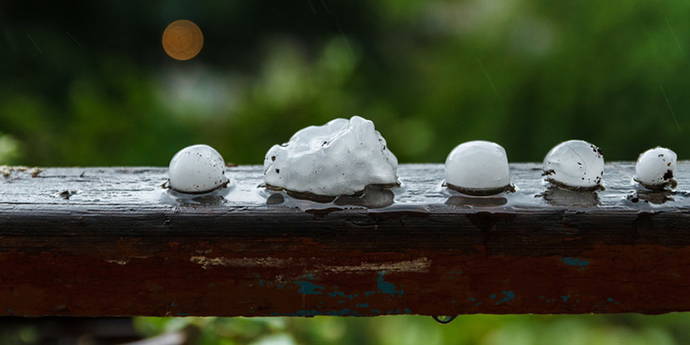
263, 116, 398, 196
634, 147, 677, 190
168, 144, 229, 193
543, 140, 604, 190
445, 140, 512, 195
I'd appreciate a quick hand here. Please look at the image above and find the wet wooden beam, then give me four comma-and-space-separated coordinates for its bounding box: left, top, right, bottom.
1, 163, 690, 316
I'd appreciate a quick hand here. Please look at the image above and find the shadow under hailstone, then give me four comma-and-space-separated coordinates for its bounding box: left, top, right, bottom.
626, 189, 674, 205
540, 186, 600, 207
333, 185, 395, 209
161, 185, 229, 206
266, 184, 395, 209
445, 195, 508, 208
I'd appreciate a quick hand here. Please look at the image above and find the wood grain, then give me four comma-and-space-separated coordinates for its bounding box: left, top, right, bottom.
1, 163, 690, 316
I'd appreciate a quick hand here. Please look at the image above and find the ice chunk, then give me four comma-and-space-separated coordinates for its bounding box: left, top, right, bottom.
543, 140, 604, 190
634, 147, 677, 190
264, 116, 398, 196
445, 140, 511, 195
168, 144, 228, 193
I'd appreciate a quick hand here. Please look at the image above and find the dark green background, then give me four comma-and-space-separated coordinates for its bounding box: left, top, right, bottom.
1, 1, 689, 344
1, 0, 688, 166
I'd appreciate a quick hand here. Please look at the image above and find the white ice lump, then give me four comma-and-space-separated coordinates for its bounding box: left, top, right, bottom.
445, 140, 511, 195
263, 116, 398, 196
634, 147, 677, 189
543, 140, 604, 190
168, 144, 228, 193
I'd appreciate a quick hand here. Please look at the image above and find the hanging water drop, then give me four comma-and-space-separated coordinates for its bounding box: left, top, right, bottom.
432, 315, 458, 324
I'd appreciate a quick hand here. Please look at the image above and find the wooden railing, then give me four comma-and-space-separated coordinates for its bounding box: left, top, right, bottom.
1, 163, 689, 316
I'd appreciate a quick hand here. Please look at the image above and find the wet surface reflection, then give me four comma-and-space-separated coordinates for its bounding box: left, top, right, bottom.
266, 184, 395, 209
445, 195, 508, 208
626, 189, 674, 205
540, 186, 600, 207
161, 187, 229, 206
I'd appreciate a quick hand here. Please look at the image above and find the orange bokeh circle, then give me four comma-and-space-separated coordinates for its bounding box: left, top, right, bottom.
162, 19, 204, 61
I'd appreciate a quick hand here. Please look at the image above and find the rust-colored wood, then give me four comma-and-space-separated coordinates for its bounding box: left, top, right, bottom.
1, 163, 690, 316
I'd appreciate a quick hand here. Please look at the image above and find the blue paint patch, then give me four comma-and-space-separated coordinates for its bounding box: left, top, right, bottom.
176, 313, 191, 316
562, 257, 589, 267
561, 295, 570, 302
329, 291, 358, 300
467, 297, 476, 302
294, 280, 324, 295
364, 291, 376, 297
356, 303, 369, 308
376, 271, 404, 296
404, 308, 412, 313
495, 290, 515, 305
489, 294, 496, 299
277, 309, 359, 316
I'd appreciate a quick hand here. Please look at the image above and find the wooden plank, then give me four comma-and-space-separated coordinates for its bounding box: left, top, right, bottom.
1, 163, 690, 316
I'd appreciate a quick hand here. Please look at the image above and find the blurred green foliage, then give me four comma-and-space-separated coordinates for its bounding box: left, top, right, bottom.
132, 314, 690, 345
2, 0, 690, 165
3, 0, 690, 343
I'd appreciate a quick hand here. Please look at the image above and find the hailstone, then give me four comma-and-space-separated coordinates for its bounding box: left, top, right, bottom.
445, 140, 512, 195
168, 144, 229, 193
634, 147, 677, 190
543, 140, 604, 190
263, 116, 398, 196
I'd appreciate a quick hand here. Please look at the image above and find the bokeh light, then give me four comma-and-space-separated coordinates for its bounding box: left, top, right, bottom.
162, 19, 204, 61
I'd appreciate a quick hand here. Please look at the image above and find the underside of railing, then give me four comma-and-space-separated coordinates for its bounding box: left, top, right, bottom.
1, 163, 690, 316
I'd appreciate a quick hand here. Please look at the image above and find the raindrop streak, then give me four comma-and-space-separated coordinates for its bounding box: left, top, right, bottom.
26, 33, 42, 55
659, 84, 681, 131
665, 17, 683, 53
477, 58, 499, 97
65, 31, 82, 48
306, 0, 318, 15
319, 0, 332, 14
432, 315, 458, 324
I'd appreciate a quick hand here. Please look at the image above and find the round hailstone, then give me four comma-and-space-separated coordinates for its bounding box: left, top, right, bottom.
543, 140, 604, 190
168, 144, 229, 193
263, 116, 398, 197
444, 140, 512, 195
634, 147, 677, 190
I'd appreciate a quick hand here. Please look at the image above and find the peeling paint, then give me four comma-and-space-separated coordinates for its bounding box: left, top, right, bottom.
561, 295, 570, 302
495, 291, 515, 305
105, 259, 128, 265
562, 257, 589, 267
190, 256, 291, 270
329, 291, 358, 300
376, 271, 404, 296
286, 308, 358, 316
316, 258, 431, 273
295, 280, 324, 295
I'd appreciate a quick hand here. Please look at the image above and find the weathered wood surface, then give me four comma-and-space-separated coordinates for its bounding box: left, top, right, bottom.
2, 163, 690, 316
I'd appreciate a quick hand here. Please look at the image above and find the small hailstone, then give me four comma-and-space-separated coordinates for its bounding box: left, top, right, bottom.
634, 147, 677, 190
264, 116, 398, 196
168, 144, 228, 193
543, 140, 604, 190
445, 140, 511, 195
